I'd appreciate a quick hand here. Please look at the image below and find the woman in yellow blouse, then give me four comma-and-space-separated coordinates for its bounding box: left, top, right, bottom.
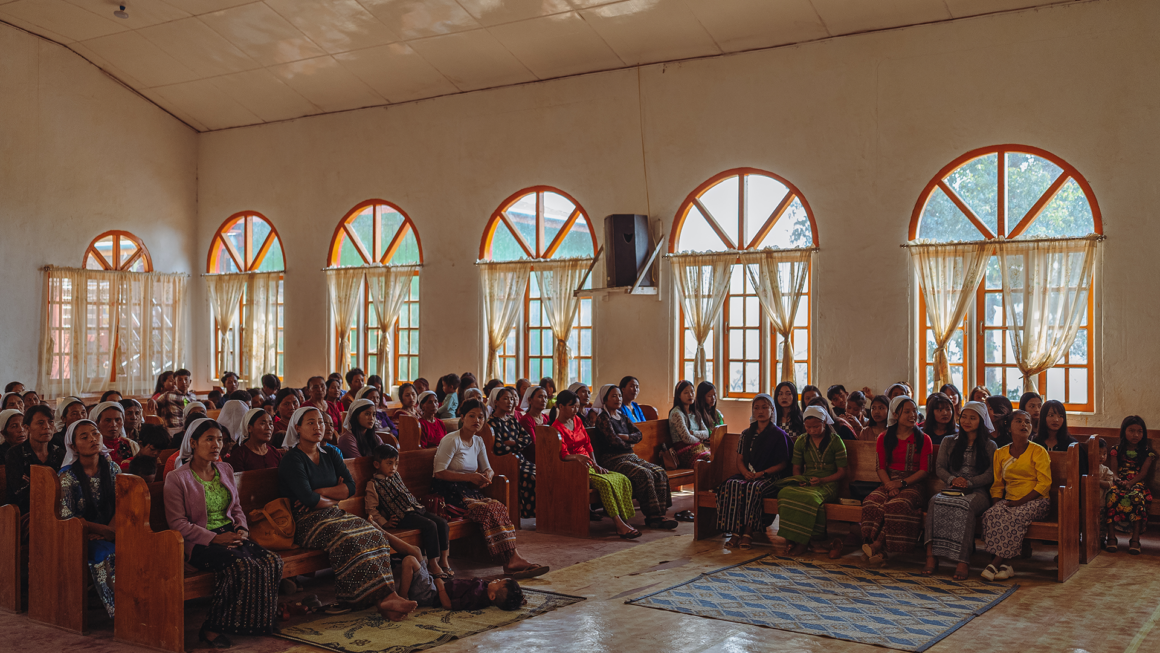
981, 410, 1051, 581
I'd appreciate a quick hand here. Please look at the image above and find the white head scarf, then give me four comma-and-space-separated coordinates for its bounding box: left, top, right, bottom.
1, 392, 22, 410
961, 401, 995, 434
0, 408, 23, 445
61, 418, 106, 469
55, 396, 85, 431
239, 408, 269, 442
520, 386, 544, 412
344, 398, 376, 432
886, 395, 918, 427
416, 391, 438, 416
486, 386, 507, 417
567, 382, 587, 395
591, 384, 618, 418
802, 405, 834, 425
217, 400, 250, 444
175, 418, 215, 469
183, 401, 207, 421
353, 385, 377, 404
91, 401, 127, 440
282, 406, 322, 450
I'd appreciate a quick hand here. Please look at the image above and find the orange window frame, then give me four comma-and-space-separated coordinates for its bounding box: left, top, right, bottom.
83, 230, 153, 272
910, 145, 1101, 411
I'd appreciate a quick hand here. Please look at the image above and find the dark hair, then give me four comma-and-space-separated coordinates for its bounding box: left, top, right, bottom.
801, 398, 836, 452
1033, 399, 1071, 449
618, 375, 639, 389
985, 395, 1014, 442
138, 423, 172, 451
924, 393, 957, 436
3, 381, 22, 393
882, 398, 922, 465
154, 371, 174, 394
1019, 392, 1042, 412
397, 382, 416, 402
847, 390, 866, 407
189, 419, 222, 443
1098, 438, 1108, 450
457, 373, 478, 407
70, 425, 116, 524
550, 389, 579, 425
969, 385, 989, 402
482, 379, 504, 401
693, 382, 718, 430
100, 390, 122, 402
773, 381, 805, 434
493, 578, 523, 611
349, 402, 378, 457
538, 377, 555, 393
175, 369, 191, 378
220, 371, 238, 384
799, 385, 821, 412
885, 383, 909, 399
227, 390, 251, 402
273, 387, 298, 412
826, 385, 846, 400
207, 390, 223, 403
127, 454, 158, 477
326, 378, 341, 391
371, 443, 399, 464
940, 384, 962, 407
345, 368, 365, 385
807, 395, 840, 423
414, 377, 429, 390
671, 381, 694, 416
458, 398, 485, 418
328, 372, 343, 382
23, 404, 53, 426
1117, 415, 1151, 467
261, 374, 281, 391
443, 373, 461, 392
950, 414, 991, 473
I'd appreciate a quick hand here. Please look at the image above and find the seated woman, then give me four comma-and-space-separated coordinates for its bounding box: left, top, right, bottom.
981, 410, 1051, 580
1105, 415, 1155, 555
921, 392, 958, 445
6, 405, 65, 515
590, 385, 677, 530
668, 381, 711, 468
806, 396, 856, 440
52, 396, 88, 447
569, 383, 595, 426
435, 374, 460, 419
432, 399, 546, 577
843, 391, 867, 432
270, 388, 301, 448
799, 385, 821, 411
770, 405, 849, 557
338, 399, 387, 459
1033, 399, 1088, 475
59, 419, 119, 617
773, 381, 805, 440
228, 409, 283, 472
120, 398, 144, 443
350, 384, 398, 439
416, 391, 447, 449
694, 381, 726, 430
968, 385, 989, 403
1019, 392, 1043, 439
713, 394, 793, 550
457, 387, 485, 418
486, 386, 536, 520
860, 396, 933, 565
23, 390, 41, 409
924, 401, 996, 580
985, 395, 1014, 446
303, 377, 341, 444
618, 376, 645, 422
1, 392, 24, 411
392, 383, 421, 422
93, 401, 138, 467
538, 377, 557, 409
518, 386, 549, 438
278, 406, 418, 618
165, 419, 283, 647
552, 391, 641, 539
0, 408, 26, 459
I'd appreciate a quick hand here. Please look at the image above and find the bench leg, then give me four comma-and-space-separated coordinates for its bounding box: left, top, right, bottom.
0, 506, 20, 613
694, 504, 719, 541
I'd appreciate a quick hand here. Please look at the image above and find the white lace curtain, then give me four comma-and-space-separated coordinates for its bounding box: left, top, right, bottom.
909, 242, 991, 392
668, 252, 734, 386
326, 267, 366, 379
366, 265, 420, 390
205, 273, 246, 378
38, 267, 187, 398
739, 248, 813, 384
534, 257, 592, 390
204, 271, 281, 385
479, 261, 530, 381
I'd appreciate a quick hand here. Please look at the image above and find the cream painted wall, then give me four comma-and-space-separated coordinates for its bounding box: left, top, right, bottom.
0, 23, 198, 388
197, 0, 1155, 427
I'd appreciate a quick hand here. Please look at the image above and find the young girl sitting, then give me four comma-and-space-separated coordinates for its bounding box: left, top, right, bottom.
434, 576, 524, 612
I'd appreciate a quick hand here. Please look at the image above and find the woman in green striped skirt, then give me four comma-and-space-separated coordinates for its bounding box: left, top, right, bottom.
769, 405, 848, 557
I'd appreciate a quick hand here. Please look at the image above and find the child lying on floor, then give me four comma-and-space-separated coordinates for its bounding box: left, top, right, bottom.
434, 577, 525, 612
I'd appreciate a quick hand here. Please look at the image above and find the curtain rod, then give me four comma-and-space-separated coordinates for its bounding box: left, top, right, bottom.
900, 234, 1106, 248
320, 264, 423, 272
664, 246, 819, 258
41, 265, 189, 277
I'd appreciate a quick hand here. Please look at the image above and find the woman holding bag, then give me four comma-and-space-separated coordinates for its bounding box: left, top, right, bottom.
165, 419, 283, 648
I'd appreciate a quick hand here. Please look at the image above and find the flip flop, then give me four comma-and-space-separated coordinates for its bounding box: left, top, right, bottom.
674, 510, 695, 522
619, 529, 642, 539
738, 535, 752, 550
1130, 539, 1142, 555
505, 565, 550, 580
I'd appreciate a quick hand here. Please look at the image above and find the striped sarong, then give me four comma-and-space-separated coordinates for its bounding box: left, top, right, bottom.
465, 500, 518, 560
860, 470, 927, 554
296, 507, 395, 607
774, 476, 838, 545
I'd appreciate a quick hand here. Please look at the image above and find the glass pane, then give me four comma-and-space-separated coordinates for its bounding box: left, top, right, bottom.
529, 330, 541, 356
391, 230, 422, 265
794, 295, 808, 327
700, 175, 740, 247
984, 293, 1003, 327
1006, 153, 1063, 235
683, 329, 697, 359
925, 329, 937, 360
729, 266, 744, 294
944, 153, 998, 236
759, 198, 813, 249
918, 186, 981, 242
554, 217, 595, 258
119, 238, 138, 269
745, 174, 790, 247
542, 331, 553, 357
1070, 329, 1087, 364
745, 297, 758, 324
579, 298, 591, 326
541, 192, 576, 256
946, 328, 964, 364
580, 328, 590, 355
1069, 367, 1087, 405
984, 256, 1001, 290
985, 366, 1002, 394
678, 205, 730, 253
213, 242, 240, 273
1021, 178, 1095, 238
1005, 332, 1017, 364
258, 236, 284, 272
728, 329, 743, 361
728, 362, 744, 392
503, 193, 538, 254
529, 360, 541, 381
745, 329, 759, 358
1005, 369, 1022, 400
794, 363, 807, 388
792, 330, 807, 359
529, 300, 541, 327
728, 296, 743, 326
683, 362, 694, 382
745, 362, 759, 393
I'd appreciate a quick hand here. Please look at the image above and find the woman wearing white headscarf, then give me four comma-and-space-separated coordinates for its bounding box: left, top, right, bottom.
517, 386, 548, 440
770, 405, 849, 557
714, 394, 793, 550
568, 382, 595, 427
860, 396, 933, 565
227, 408, 282, 472
416, 390, 447, 449
59, 418, 119, 617
0, 408, 26, 457
1, 392, 23, 411
486, 386, 536, 519
337, 399, 387, 459
278, 406, 417, 617
590, 384, 677, 529
924, 401, 996, 580
92, 401, 138, 468
53, 396, 87, 446
216, 400, 250, 446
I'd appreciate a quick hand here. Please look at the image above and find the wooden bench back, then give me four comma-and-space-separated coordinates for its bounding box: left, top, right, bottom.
145, 415, 164, 426
632, 420, 669, 465
639, 404, 659, 421
397, 415, 421, 451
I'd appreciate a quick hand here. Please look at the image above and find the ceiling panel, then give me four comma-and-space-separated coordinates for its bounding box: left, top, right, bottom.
334, 42, 458, 102
489, 11, 623, 79
0, 10, 75, 42
356, 0, 481, 40
0, 0, 127, 41
80, 30, 200, 87
68, 41, 145, 87
408, 28, 537, 91
264, 0, 398, 54
199, 2, 326, 66
151, 77, 262, 129
269, 54, 385, 112
161, 0, 255, 16
580, 0, 721, 66
810, 0, 952, 36
138, 86, 209, 130
943, 0, 1071, 18
455, 0, 572, 27
138, 16, 259, 77
208, 67, 320, 121
684, 0, 830, 52
63, 0, 190, 29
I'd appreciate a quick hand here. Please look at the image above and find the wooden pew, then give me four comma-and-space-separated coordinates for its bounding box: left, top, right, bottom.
114, 450, 510, 653
144, 415, 164, 426
28, 465, 87, 633
639, 404, 659, 421
632, 420, 712, 491
397, 415, 458, 451
479, 424, 522, 528
0, 467, 19, 613
535, 422, 725, 538
694, 436, 1085, 582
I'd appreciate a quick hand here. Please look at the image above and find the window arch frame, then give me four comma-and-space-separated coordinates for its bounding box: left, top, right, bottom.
207, 211, 286, 380
669, 167, 819, 398
83, 230, 153, 272
479, 185, 598, 385
909, 144, 1102, 411
327, 199, 424, 383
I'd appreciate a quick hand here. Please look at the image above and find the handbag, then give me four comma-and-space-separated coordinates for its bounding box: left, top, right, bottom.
659, 443, 680, 471
420, 494, 469, 520
247, 498, 296, 550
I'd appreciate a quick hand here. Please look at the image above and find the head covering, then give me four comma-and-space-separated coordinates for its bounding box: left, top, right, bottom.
0, 392, 22, 409
464, 387, 483, 403
183, 401, 207, 420
416, 390, 438, 413
90, 401, 127, 440
343, 399, 376, 432
961, 401, 995, 434
216, 400, 250, 444
886, 395, 917, 427
0, 408, 23, 445
119, 398, 142, 413
567, 382, 587, 395
239, 408, 268, 442
61, 419, 106, 469
802, 405, 834, 424
282, 406, 322, 449
353, 385, 377, 404
486, 386, 507, 417
591, 384, 618, 418
519, 386, 543, 412
175, 418, 214, 469
54, 396, 85, 431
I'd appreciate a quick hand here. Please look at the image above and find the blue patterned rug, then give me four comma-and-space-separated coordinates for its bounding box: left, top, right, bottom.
625, 555, 1017, 652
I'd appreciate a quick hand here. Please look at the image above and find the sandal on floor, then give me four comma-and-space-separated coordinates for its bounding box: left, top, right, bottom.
1130, 539, 1142, 555
828, 539, 843, 560
505, 565, 550, 580
725, 536, 740, 549
995, 565, 1015, 580
324, 603, 353, 615
1105, 539, 1119, 553
619, 529, 642, 539
981, 564, 999, 581
674, 510, 695, 522
738, 535, 753, 550
861, 543, 883, 565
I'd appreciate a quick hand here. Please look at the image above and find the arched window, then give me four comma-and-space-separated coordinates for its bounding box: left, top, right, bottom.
670, 168, 817, 396
83, 231, 152, 271
911, 145, 1101, 410
480, 187, 597, 384
207, 211, 286, 379
328, 200, 423, 382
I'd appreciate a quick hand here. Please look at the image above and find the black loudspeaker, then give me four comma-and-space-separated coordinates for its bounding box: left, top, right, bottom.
604, 214, 653, 288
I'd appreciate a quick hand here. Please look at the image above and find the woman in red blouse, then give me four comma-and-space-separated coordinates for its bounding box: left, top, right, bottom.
860, 396, 933, 565
552, 390, 640, 539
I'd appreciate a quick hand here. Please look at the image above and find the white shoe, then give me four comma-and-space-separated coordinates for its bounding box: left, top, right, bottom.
981, 564, 999, 581
994, 564, 1015, 580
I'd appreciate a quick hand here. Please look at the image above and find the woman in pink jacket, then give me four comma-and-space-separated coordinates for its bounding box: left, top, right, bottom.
165, 418, 284, 648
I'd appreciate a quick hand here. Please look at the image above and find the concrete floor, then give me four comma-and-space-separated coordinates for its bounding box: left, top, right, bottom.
4, 491, 1160, 653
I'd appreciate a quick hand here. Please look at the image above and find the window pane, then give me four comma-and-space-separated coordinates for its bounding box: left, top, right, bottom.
944, 153, 997, 236
1022, 177, 1095, 238
700, 175, 740, 245
759, 198, 812, 249
918, 186, 980, 242
1069, 367, 1088, 405
984, 293, 1003, 327
728, 362, 744, 392
1006, 152, 1063, 234
745, 362, 759, 393
745, 174, 789, 244
745, 329, 759, 359
1070, 329, 1087, 364
984, 330, 1002, 364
